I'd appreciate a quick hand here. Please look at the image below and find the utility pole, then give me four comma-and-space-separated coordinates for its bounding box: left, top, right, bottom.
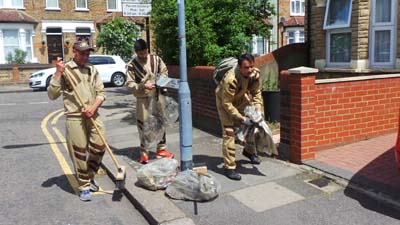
177, 0, 193, 171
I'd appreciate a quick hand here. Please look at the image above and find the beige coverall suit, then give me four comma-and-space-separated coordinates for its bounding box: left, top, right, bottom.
47, 60, 106, 190
126, 54, 168, 153
215, 67, 263, 169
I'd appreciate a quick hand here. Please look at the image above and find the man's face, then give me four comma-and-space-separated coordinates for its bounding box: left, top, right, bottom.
136, 49, 148, 63
73, 49, 90, 66
238, 59, 254, 78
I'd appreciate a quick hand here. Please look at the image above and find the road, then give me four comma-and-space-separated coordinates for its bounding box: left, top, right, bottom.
0, 87, 148, 225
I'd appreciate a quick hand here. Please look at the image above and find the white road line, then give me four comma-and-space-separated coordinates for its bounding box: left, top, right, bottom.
29, 102, 48, 104
0, 103, 17, 106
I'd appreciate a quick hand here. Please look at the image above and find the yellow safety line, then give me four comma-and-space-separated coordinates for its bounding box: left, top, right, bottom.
42, 109, 111, 195
51, 110, 64, 125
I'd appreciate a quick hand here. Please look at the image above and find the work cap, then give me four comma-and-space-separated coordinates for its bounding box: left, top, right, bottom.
73, 40, 94, 51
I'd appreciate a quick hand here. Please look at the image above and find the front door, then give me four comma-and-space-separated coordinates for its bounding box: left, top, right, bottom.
47, 35, 63, 64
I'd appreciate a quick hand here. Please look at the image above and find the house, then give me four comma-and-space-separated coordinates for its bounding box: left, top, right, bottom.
0, 0, 144, 64
250, 0, 305, 56
307, 0, 399, 70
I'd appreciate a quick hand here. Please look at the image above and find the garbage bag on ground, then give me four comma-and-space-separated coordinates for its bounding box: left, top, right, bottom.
165, 170, 221, 202
136, 158, 179, 191
150, 94, 179, 126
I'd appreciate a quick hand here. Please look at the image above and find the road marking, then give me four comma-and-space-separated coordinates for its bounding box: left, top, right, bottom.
41, 109, 79, 194
29, 101, 48, 104
42, 109, 111, 195
0, 103, 17, 106
51, 110, 64, 125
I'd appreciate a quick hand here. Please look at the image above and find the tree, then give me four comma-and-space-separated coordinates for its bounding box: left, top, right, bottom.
96, 17, 140, 61
151, 0, 275, 66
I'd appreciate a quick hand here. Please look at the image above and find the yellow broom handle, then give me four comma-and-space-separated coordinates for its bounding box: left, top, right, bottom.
63, 67, 121, 168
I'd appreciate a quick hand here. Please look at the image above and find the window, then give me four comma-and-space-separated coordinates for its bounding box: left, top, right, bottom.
76, 27, 92, 45
286, 28, 305, 45
107, 0, 117, 11
290, 0, 305, 16
0, 0, 23, 8
256, 37, 265, 55
25, 31, 32, 61
323, 0, 352, 29
3, 30, 19, 60
370, 0, 397, 68
75, 0, 87, 10
46, 0, 59, 8
89, 56, 115, 65
326, 29, 351, 66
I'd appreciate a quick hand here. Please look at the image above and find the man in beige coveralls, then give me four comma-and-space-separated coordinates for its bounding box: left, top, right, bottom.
47, 40, 106, 201
216, 53, 263, 181
126, 39, 174, 164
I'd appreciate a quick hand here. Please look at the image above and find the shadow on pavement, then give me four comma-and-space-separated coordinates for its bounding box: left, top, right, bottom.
41, 174, 76, 195
344, 147, 400, 218
3, 142, 63, 149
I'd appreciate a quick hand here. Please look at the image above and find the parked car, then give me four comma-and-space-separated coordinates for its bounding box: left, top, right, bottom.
29, 55, 127, 89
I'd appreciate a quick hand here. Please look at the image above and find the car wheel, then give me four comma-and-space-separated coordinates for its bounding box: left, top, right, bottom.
45, 76, 52, 89
111, 72, 126, 87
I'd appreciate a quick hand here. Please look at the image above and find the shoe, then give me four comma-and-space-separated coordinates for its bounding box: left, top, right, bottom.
79, 188, 91, 202
224, 168, 241, 181
139, 153, 149, 164
156, 149, 174, 159
242, 151, 261, 164
90, 179, 99, 192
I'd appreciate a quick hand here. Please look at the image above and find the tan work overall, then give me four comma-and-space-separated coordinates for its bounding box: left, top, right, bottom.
126, 54, 168, 154
48, 60, 106, 190
215, 67, 263, 169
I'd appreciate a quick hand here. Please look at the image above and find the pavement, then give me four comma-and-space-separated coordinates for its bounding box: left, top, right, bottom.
3, 85, 400, 224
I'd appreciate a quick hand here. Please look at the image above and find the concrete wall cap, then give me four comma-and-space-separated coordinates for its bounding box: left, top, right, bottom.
288, 66, 318, 74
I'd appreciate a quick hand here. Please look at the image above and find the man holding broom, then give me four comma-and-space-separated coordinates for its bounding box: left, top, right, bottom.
47, 40, 106, 201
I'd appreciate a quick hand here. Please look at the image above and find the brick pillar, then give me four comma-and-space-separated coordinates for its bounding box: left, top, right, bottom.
12, 63, 19, 84
288, 67, 318, 164
279, 70, 291, 159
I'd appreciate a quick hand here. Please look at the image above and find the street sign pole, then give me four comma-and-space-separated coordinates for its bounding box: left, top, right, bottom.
177, 0, 193, 171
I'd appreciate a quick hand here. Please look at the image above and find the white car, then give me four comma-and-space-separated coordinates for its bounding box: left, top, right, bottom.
29, 55, 127, 89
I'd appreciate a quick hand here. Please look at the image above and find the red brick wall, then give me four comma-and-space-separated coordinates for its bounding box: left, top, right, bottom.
314, 78, 400, 150
281, 70, 400, 163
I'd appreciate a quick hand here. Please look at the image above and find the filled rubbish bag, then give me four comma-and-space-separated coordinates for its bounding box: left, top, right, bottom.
136, 158, 179, 191
165, 170, 221, 201
140, 114, 166, 150
150, 94, 179, 126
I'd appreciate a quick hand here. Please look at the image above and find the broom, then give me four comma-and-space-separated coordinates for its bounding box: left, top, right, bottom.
63, 64, 126, 189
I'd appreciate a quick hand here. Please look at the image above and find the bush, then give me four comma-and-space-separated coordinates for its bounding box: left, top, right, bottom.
5, 49, 27, 64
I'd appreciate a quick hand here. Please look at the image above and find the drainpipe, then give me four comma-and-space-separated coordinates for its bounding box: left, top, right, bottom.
307, 0, 311, 66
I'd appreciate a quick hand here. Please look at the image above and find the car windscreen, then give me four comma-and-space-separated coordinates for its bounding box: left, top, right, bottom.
89, 56, 115, 65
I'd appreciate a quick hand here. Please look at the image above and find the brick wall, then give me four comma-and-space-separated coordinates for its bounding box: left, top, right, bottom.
0, 64, 52, 85
281, 68, 400, 163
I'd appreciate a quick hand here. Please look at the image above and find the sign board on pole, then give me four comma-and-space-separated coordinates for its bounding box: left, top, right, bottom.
122, 0, 152, 17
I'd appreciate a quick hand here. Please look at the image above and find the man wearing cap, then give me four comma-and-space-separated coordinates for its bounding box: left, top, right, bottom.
215, 53, 263, 181
126, 39, 174, 164
47, 40, 106, 201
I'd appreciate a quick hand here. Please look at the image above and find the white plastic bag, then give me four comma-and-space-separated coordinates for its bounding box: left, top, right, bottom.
136, 158, 179, 191
165, 170, 221, 201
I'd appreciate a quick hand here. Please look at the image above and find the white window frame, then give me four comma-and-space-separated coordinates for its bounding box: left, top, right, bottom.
326, 28, 352, 67
0, 25, 35, 64
369, 0, 397, 68
323, 0, 353, 30
107, 0, 121, 12
0, 0, 24, 9
286, 27, 305, 45
290, 0, 305, 16
75, 0, 88, 11
45, 0, 59, 10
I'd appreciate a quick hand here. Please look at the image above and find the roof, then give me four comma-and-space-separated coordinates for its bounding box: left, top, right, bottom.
0, 9, 38, 24
95, 13, 145, 26
282, 16, 304, 27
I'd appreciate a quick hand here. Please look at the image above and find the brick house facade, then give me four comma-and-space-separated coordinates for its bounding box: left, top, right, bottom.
307, 0, 400, 70
277, 0, 305, 47
0, 0, 144, 64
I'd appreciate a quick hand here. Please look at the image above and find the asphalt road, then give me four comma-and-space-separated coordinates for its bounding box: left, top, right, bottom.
0, 87, 148, 225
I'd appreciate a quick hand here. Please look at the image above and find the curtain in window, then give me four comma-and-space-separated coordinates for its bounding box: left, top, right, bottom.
12, 0, 22, 7
25, 31, 32, 61
326, 0, 351, 27
330, 33, 351, 62
3, 30, 19, 60
76, 0, 86, 8
107, 0, 117, 10
374, 30, 390, 62
0, 0, 4, 7
375, 0, 391, 23
47, 0, 58, 8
